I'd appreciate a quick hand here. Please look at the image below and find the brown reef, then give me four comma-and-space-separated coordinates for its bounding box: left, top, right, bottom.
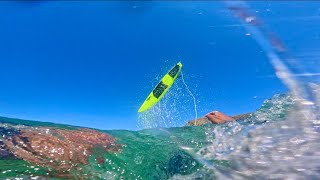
4, 127, 120, 172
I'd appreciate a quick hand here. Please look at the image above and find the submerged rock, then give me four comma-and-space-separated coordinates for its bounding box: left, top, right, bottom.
0, 123, 121, 177
0, 126, 21, 159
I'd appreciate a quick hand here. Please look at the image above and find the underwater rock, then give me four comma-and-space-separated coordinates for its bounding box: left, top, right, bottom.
3, 127, 121, 174
0, 126, 21, 159
167, 151, 200, 177
0, 140, 16, 159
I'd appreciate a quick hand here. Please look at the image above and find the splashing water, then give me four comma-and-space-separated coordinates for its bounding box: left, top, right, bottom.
212, 85, 320, 179
181, 71, 198, 123
138, 84, 183, 129
180, 2, 320, 179
138, 2, 319, 179
138, 70, 198, 129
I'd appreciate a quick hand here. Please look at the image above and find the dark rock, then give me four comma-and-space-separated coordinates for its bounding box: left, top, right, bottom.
3, 127, 121, 174
0, 127, 21, 159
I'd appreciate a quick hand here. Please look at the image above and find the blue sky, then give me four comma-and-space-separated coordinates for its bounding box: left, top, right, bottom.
0, 1, 319, 130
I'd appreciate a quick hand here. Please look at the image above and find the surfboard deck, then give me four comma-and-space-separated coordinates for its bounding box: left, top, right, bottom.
138, 62, 182, 112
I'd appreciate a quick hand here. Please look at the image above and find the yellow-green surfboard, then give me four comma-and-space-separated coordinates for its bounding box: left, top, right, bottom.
138, 62, 183, 112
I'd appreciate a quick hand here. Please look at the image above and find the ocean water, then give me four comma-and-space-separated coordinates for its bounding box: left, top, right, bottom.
0, 93, 303, 179
0, 91, 318, 179
1, 1, 320, 180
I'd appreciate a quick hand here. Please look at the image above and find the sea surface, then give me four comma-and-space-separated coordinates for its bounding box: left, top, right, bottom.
1, 1, 320, 179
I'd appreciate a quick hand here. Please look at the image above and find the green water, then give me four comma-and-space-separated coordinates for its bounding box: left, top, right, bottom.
0, 159, 58, 179
0, 93, 294, 179
70, 126, 210, 179
0, 116, 212, 179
